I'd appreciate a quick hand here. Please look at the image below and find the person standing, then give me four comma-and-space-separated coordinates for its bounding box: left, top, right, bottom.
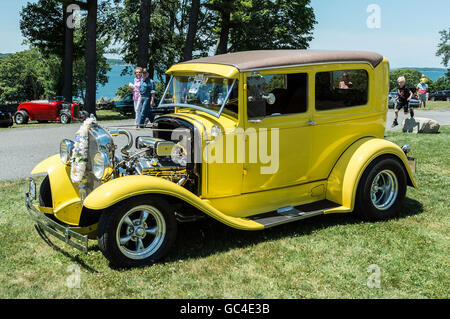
138, 68, 156, 128
392, 76, 414, 128
129, 67, 143, 128
416, 74, 428, 109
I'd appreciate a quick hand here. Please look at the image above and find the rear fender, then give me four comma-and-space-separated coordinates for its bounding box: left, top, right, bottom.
83, 175, 264, 230
326, 137, 418, 213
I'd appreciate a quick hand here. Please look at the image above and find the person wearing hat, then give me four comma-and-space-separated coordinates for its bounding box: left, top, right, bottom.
416, 75, 428, 109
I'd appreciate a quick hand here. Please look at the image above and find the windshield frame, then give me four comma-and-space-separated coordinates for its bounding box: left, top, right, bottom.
158, 74, 237, 118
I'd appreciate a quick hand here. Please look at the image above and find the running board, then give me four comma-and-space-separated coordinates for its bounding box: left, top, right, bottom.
247, 200, 340, 228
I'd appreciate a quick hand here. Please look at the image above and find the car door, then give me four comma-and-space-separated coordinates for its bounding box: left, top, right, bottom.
242, 71, 312, 193
309, 65, 384, 182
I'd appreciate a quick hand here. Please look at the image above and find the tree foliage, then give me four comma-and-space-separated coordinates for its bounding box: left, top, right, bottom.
436, 28, 450, 78
389, 69, 425, 91
19, 0, 111, 102
0, 49, 60, 102
9, 0, 318, 104
229, 0, 316, 52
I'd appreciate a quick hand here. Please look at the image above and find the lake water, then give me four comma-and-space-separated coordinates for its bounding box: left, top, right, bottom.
97, 65, 447, 99
97, 64, 134, 99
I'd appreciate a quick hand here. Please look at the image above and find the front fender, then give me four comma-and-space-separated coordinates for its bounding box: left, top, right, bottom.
83, 175, 264, 230
326, 137, 418, 213
31, 154, 83, 225
31, 154, 60, 175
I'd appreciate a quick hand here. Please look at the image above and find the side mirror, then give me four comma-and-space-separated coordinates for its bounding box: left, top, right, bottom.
262, 93, 276, 105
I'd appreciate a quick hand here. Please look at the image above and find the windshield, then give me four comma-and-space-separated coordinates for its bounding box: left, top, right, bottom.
159, 74, 238, 118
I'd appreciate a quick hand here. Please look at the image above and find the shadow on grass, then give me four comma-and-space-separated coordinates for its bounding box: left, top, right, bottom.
38, 196, 423, 271
166, 196, 424, 264
34, 225, 98, 273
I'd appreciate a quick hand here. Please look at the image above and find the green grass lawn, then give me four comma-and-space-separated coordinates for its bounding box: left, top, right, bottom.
420, 100, 450, 111
0, 128, 448, 298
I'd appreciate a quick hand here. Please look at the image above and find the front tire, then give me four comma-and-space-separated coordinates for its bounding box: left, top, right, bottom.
97, 196, 177, 268
60, 113, 71, 124
355, 157, 407, 221
14, 111, 29, 124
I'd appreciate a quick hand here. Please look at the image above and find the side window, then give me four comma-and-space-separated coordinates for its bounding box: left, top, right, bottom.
315, 69, 368, 110
247, 73, 308, 119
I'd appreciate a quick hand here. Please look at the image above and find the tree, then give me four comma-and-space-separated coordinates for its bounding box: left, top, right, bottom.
20, 0, 111, 108
436, 28, 450, 78
138, 0, 151, 68
84, 0, 98, 115
229, 0, 316, 52
389, 69, 424, 91
429, 76, 450, 92
183, 0, 201, 61
0, 49, 59, 103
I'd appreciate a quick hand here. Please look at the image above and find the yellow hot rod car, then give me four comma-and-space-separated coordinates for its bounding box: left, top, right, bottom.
26, 50, 417, 267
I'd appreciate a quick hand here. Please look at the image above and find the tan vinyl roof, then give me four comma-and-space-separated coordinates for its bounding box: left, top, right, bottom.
181, 50, 384, 70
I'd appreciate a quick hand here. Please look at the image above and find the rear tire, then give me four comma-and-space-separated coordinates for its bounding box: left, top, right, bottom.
97, 196, 177, 268
14, 111, 29, 125
355, 157, 407, 221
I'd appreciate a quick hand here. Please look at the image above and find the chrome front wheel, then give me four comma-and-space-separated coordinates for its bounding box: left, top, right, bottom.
98, 196, 177, 268
116, 205, 166, 260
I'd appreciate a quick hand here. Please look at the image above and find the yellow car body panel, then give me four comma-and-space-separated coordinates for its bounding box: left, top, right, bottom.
166, 63, 239, 79
82, 175, 264, 230
31, 154, 83, 226
31, 154, 60, 175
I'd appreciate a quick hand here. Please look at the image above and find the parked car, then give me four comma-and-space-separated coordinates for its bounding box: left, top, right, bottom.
14, 97, 88, 125
0, 110, 13, 128
114, 93, 173, 116
388, 91, 419, 109
26, 50, 417, 267
429, 90, 450, 101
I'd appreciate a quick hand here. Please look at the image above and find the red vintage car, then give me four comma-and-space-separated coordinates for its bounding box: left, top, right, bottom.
14, 97, 88, 125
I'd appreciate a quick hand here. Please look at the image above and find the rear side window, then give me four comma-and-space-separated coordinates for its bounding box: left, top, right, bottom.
315, 69, 368, 110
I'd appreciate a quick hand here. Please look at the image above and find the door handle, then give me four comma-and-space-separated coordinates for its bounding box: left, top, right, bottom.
308, 119, 316, 125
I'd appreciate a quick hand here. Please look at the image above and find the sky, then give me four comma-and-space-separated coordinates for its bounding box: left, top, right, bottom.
0, 0, 449, 68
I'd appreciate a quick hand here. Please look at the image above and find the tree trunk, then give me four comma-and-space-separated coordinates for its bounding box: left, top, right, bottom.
215, 1, 232, 55
62, 2, 73, 103
138, 0, 151, 69
183, 0, 200, 61
84, 0, 97, 116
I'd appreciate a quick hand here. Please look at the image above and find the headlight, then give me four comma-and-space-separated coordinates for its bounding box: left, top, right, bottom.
60, 139, 75, 164
93, 151, 110, 180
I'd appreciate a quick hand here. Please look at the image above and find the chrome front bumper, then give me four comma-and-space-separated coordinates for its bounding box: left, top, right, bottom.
25, 178, 88, 253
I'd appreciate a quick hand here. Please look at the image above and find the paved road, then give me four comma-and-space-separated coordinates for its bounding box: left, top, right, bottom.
1, 109, 449, 181
386, 108, 450, 131
0, 119, 134, 182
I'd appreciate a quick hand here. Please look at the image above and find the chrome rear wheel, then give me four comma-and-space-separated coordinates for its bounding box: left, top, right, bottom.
355, 157, 407, 221
370, 169, 399, 211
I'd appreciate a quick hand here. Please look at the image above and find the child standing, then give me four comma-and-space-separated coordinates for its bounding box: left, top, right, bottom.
392, 76, 414, 128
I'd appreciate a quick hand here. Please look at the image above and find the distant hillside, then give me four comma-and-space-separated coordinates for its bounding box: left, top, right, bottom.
0, 53, 10, 58
107, 58, 129, 66
392, 67, 447, 81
